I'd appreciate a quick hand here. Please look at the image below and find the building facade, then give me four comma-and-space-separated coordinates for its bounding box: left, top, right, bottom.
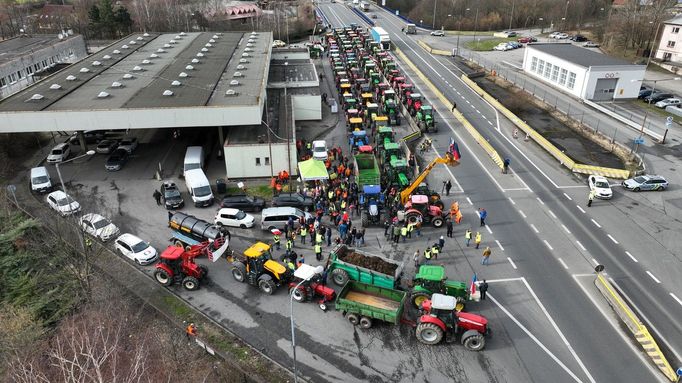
655, 15, 682, 64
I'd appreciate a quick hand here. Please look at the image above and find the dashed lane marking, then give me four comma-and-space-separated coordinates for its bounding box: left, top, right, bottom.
625, 251, 638, 263
563, 192, 573, 201
519, 210, 527, 218
508, 197, 516, 205
536, 197, 545, 205
485, 225, 493, 234
558, 258, 569, 269
548, 210, 557, 219
670, 293, 682, 307
562, 224, 571, 234
646, 271, 661, 284
530, 224, 540, 233
591, 219, 602, 228
466, 197, 473, 205
576, 240, 586, 251
591, 258, 599, 266
607, 234, 619, 244
577, 205, 586, 213
495, 239, 504, 251
507, 257, 517, 269
543, 240, 554, 250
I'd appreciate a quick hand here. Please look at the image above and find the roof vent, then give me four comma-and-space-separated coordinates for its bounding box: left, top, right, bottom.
196, 53, 204, 57
205, 43, 212, 47
209, 39, 216, 43
163, 90, 173, 96
180, 32, 187, 36
141, 59, 151, 65
157, 48, 166, 53
191, 58, 200, 64
136, 36, 143, 40
29, 93, 44, 100
97, 91, 109, 98
80, 67, 90, 73
242, 52, 250, 57
251, 32, 258, 36
122, 73, 134, 79
113, 49, 121, 54
175, 35, 182, 39
233, 72, 243, 77
164, 43, 171, 48
230, 80, 239, 86
244, 48, 253, 52
171, 80, 181, 86
201, 47, 208, 52
248, 39, 255, 43
66, 75, 77, 81
237, 64, 245, 70
132, 66, 143, 71
212, 34, 220, 39
92, 60, 102, 66
169, 39, 176, 44
111, 81, 122, 88
179, 72, 188, 78
149, 53, 159, 58
185, 65, 194, 70
49, 84, 61, 90
143, 32, 150, 37
246, 43, 254, 47
122, 44, 129, 49
226, 89, 237, 96
129, 40, 137, 45
239, 58, 248, 63
102, 55, 111, 60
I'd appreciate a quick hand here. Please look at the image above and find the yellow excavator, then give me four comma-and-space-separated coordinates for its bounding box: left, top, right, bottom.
400, 152, 459, 206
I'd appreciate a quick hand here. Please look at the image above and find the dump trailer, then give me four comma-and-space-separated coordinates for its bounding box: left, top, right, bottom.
327, 244, 404, 288
354, 153, 381, 187
335, 280, 407, 328
370, 26, 391, 50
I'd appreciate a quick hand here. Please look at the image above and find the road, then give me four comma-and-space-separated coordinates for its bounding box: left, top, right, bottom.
319, 1, 682, 382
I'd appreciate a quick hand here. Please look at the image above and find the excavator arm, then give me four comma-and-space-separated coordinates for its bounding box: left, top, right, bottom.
400, 152, 458, 204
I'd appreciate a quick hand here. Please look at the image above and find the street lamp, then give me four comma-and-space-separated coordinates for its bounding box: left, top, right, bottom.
538, 17, 544, 34
290, 264, 324, 383
54, 150, 96, 194
456, 8, 470, 57
472, 7, 479, 50
563, 1, 570, 30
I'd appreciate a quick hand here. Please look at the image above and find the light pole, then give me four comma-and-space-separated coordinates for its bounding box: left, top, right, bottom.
508, 0, 515, 31
538, 17, 544, 34
289, 264, 322, 383
432, 0, 437, 29
646, 21, 662, 68
456, 8, 469, 57
54, 150, 96, 194
563, 1, 570, 30
472, 7, 479, 50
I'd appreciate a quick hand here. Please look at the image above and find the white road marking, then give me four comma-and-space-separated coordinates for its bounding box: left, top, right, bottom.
543, 240, 554, 250
558, 258, 569, 269
507, 257, 517, 269
607, 234, 619, 244
476, 109, 482, 114
670, 293, 682, 307
576, 205, 586, 213
591, 219, 601, 228
485, 225, 493, 234
508, 197, 516, 205
495, 239, 504, 251
591, 258, 599, 266
482, 115, 488, 120
563, 192, 573, 201
488, 121, 494, 126
646, 271, 661, 284
519, 210, 527, 218
466, 99, 471, 104
466, 197, 473, 205
561, 224, 571, 234
576, 240, 586, 251
625, 251, 638, 263
548, 209, 557, 219
536, 197, 545, 205
530, 224, 540, 233
485, 277, 524, 283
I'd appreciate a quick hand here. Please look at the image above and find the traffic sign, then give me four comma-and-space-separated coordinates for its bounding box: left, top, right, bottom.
634, 138, 645, 145
666, 116, 674, 128
676, 366, 682, 377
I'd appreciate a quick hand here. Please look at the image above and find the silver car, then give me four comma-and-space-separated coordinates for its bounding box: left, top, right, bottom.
622, 175, 668, 192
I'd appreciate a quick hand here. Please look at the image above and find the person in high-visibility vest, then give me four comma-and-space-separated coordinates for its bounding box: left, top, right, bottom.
407, 223, 414, 238
475, 231, 482, 249
286, 239, 293, 251
186, 323, 197, 340
400, 225, 408, 242
465, 229, 472, 247
431, 245, 439, 260
300, 226, 308, 244
316, 232, 323, 245
273, 234, 281, 250
423, 247, 432, 264
315, 243, 322, 261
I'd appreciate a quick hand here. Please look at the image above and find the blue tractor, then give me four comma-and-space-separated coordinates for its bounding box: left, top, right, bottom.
359, 185, 384, 227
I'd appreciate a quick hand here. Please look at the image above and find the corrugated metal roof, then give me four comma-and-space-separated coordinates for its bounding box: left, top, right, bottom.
527, 43, 638, 68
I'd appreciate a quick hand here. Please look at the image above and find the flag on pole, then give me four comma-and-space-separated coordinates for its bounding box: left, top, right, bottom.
452, 141, 461, 161
470, 273, 478, 295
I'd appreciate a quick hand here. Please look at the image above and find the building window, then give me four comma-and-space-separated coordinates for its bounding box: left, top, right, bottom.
667, 41, 676, 48
531, 57, 538, 71
544, 63, 552, 78
0, 77, 6, 87
537, 60, 545, 75
27, 66, 33, 75
255, 158, 261, 166
264, 157, 270, 166
551, 65, 559, 82
17, 70, 24, 79
567, 72, 577, 89
9, 73, 16, 83
559, 69, 567, 85
673, 27, 680, 34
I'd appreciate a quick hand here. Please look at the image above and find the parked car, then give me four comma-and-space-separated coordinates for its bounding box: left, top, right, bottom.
46, 143, 71, 163
622, 175, 669, 191
96, 140, 118, 154
638, 89, 653, 99
46, 190, 80, 216
79, 213, 120, 241
271, 192, 314, 211
549, 32, 562, 39
493, 43, 511, 51
118, 137, 138, 153
583, 41, 600, 48
114, 233, 158, 265
570, 34, 587, 42
556, 33, 569, 39
507, 41, 522, 49
588, 175, 613, 199
430, 30, 445, 37
272, 40, 287, 48
501, 30, 517, 37
161, 181, 184, 209
655, 98, 681, 108
312, 140, 328, 161
644, 92, 674, 103
105, 148, 129, 171
518, 36, 537, 43
220, 194, 266, 212
214, 208, 255, 229
69, 130, 105, 145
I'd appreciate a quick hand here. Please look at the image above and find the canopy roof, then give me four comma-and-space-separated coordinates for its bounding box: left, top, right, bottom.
298, 159, 329, 181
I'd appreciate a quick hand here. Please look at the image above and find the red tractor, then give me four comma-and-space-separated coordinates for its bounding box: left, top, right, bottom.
288, 264, 336, 311
415, 294, 489, 350
154, 237, 229, 291
397, 194, 445, 228
400, 83, 414, 105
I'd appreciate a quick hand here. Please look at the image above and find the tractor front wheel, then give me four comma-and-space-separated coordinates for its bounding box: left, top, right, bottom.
461, 330, 486, 351
415, 322, 444, 345
182, 276, 200, 291
289, 286, 307, 302
154, 269, 173, 286
361, 211, 369, 228
231, 262, 246, 283
410, 292, 430, 309
331, 268, 350, 286
258, 278, 276, 295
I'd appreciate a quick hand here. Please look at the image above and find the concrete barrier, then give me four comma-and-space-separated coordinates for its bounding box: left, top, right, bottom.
594, 274, 678, 381
583, 99, 664, 143
394, 47, 504, 169
417, 40, 451, 57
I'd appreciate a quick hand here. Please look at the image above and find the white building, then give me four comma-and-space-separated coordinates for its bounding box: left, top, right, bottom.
522, 43, 646, 101
655, 14, 682, 64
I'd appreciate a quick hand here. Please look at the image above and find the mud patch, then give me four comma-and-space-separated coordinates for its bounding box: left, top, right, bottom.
339, 250, 398, 275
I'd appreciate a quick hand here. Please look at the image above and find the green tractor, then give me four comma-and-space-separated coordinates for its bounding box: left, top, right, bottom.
379, 141, 403, 167
375, 126, 394, 151
384, 99, 401, 126
383, 157, 411, 188
409, 265, 469, 310
416, 105, 437, 132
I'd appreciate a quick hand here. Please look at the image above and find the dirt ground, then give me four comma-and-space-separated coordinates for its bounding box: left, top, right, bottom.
340, 250, 398, 275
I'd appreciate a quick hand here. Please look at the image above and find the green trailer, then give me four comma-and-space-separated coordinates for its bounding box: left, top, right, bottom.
327, 244, 404, 289
335, 280, 407, 328
353, 153, 381, 187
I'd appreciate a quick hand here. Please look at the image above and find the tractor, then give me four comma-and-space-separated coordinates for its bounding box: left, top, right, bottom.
380, 88, 396, 104
399, 83, 414, 105
391, 76, 406, 91
374, 82, 390, 100
361, 92, 374, 108
397, 194, 445, 228
289, 264, 336, 311
375, 126, 394, 151
409, 265, 469, 310
359, 184, 384, 227
384, 99, 401, 126
339, 82, 352, 94
364, 103, 379, 122
154, 237, 230, 291
364, 62, 376, 78
407, 93, 423, 116
415, 294, 488, 350
417, 105, 437, 132
372, 115, 389, 132
229, 242, 292, 295
379, 141, 403, 167
386, 69, 400, 84
346, 108, 360, 124
348, 117, 364, 132
383, 157, 411, 189
356, 79, 371, 95
350, 130, 369, 151
413, 183, 445, 210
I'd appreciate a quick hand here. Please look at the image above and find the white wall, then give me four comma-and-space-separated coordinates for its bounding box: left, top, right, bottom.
523, 47, 587, 98
292, 95, 321, 120
224, 142, 298, 179
583, 66, 646, 99
655, 22, 682, 63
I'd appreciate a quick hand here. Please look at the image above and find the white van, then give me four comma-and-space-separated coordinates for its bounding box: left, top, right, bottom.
184, 168, 213, 207
46, 143, 71, 163
260, 206, 312, 231
30, 166, 53, 193
183, 146, 204, 176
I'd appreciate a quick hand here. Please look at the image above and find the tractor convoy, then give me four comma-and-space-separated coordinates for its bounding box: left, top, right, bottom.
150, 25, 489, 351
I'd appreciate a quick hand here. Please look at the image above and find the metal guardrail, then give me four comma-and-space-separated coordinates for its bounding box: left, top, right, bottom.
350, 6, 375, 26
583, 99, 665, 143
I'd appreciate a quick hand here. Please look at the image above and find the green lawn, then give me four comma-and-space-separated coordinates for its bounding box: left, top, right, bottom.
638, 100, 680, 120
444, 30, 494, 36
224, 184, 274, 200
464, 37, 516, 51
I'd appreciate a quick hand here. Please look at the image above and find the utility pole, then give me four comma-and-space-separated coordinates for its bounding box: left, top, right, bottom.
509, 0, 515, 31
472, 7, 479, 49
432, 0, 437, 29
563, 1, 570, 30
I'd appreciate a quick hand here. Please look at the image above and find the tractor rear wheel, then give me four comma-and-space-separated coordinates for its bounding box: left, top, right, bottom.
405, 213, 421, 225
359, 316, 373, 329
231, 262, 246, 283
410, 292, 430, 309
461, 330, 486, 351
346, 313, 359, 326
258, 277, 276, 295
154, 269, 173, 286
431, 217, 444, 228
289, 286, 307, 302
415, 322, 444, 345
182, 276, 200, 291
331, 268, 350, 286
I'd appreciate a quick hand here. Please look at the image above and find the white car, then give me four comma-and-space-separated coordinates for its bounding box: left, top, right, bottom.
214, 208, 255, 229
312, 140, 328, 161
114, 233, 158, 265
118, 137, 138, 153
430, 30, 445, 37
46, 143, 71, 163
556, 33, 569, 39
655, 98, 681, 108
79, 213, 120, 241
549, 32, 562, 39
588, 175, 613, 200
272, 40, 287, 48
493, 43, 511, 51
46, 190, 81, 216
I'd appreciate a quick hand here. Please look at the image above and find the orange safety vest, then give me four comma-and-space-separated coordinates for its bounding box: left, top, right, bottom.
186, 324, 197, 336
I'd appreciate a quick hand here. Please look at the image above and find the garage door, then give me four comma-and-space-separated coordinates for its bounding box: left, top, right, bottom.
592, 78, 618, 101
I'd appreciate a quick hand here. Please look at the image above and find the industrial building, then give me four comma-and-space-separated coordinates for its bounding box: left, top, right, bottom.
522, 43, 646, 101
